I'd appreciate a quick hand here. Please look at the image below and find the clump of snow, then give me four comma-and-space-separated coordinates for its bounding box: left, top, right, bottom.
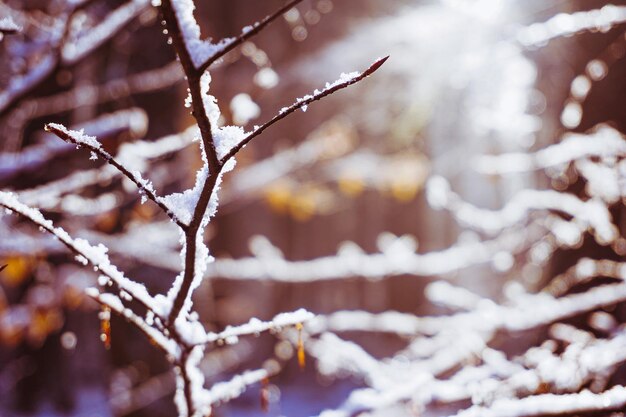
46, 123, 102, 150
169, 0, 232, 68
325, 71, 359, 89
425, 175, 451, 208
213, 125, 246, 160
0, 16, 21, 40
161, 165, 207, 225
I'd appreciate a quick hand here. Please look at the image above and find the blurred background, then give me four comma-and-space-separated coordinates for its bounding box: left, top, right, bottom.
1, 0, 626, 416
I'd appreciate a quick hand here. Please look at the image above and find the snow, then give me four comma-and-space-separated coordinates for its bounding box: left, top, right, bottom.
203, 308, 314, 344
174, 349, 272, 416
427, 176, 617, 242
205, 369, 268, 404
324, 71, 360, 89
586, 59, 608, 81
63, 0, 150, 64
46, 123, 103, 150
0, 54, 55, 113
161, 165, 207, 225
0, 16, 20, 32
213, 125, 246, 160
452, 386, 626, 417
0, 191, 158, 325
306, 280, 626, 417
518, 5, 626, 47
11, 2, 626, 416
474, 125, 626, 174
45, 121, 167, 219
203, 227, 534, 282
570, 75, 592, 99
88, 287, 180, 358
169, 0, 233, 68
271, 67, 367, 118
19, 124, 194, 212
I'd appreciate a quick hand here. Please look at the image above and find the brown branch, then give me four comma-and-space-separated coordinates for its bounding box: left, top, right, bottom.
197, 0, 306, 73
160, 0, 219, 169
157, 2, 387, 413
0, 199, 158, 318
44, 123, 189, 230
157, 5, 230, 413
220, 56, 389, 164
159, 2, 223, 349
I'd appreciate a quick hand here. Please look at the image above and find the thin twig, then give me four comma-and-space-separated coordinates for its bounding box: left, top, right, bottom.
220, 56, 389, 164
0, 194, 158, 317
197, 0, 306, 73
44, 123, 188, 230
87, 290, 176, 358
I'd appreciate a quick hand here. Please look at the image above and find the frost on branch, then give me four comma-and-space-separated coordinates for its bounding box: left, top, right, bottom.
168, 0, 233, 68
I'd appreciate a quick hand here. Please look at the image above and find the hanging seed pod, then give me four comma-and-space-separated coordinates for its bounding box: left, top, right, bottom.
296, 322, 305, 369
260, 377, 270, 412
99, 306, 111, 349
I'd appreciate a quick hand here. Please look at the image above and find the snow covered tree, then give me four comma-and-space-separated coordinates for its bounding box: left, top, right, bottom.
0, 0, 384, 415
3, 1, 626, 417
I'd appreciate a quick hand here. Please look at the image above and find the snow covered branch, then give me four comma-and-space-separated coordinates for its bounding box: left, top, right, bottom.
0, 191, 158, 317
202, 308, 314, 345
20, 2, 626, 417
220, 56, 389, 164
195, 0, 306, 73
44, 123, 188, 229
518, 5, 626, 47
